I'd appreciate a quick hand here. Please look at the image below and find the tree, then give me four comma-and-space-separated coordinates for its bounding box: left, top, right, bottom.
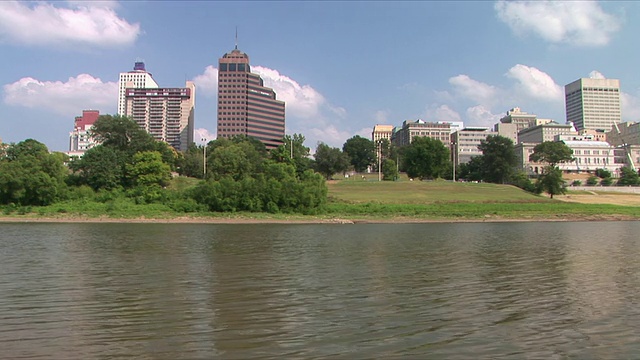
271, 134, 312, 177
536, 166, 566, 199
478, 135, 518, 184
381, 159, 398, 181
595, 168, 612, 179
0, 139, 68, 206
68, 145, 127, 191
90, 114, 155, 153
402, 137, 450, 180
617, 166, 640, 186
313, 143, 350, 180
343, 135, 376, 173
529, 141, 574, 167
457, 156, 483, 182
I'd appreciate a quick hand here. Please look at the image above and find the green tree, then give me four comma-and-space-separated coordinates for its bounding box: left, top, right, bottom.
586, 176, 599, 186
68, 145, 127, 191
0, 139, 68, 206
402, 137, 450, 180
208, 140, 265, 181
529, 141, 574, 167
381, 158, 398, 181
178, 143, 206, 179
90, 114, 155, 153
478, 135, 518, 184
595, 168, 612, 179
343, 135, 376, 173
457, 156, 483, 182
536, 166, 566, 199
271, 134, 312, 177
127, 151, 172, 188
313, 143, 350, 180
617, 166, 640, 186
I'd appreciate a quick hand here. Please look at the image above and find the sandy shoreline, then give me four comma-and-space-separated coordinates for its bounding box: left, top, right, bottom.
0, 214, 637, 224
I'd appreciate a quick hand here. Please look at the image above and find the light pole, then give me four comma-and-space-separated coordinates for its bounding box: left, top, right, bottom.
451, 141, 457, 182
201, 138, 207, 179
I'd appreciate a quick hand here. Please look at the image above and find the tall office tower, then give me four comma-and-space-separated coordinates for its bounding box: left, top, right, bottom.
118, 62, 159, 115
68, 109, 100, 156
565, 78, 621, 132
123, 81, 195, 152
217, 46, 285, 149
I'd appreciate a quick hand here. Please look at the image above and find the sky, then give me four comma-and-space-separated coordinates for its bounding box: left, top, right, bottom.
1, 0, 640, 152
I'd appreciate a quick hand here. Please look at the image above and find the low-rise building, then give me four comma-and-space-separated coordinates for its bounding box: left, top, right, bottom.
372, 124, 394, 143
451, 127, 496, 165
68, 110, 100, 157
607, 121, 640, 146
391, 119, 451, 147
500, 107, 537, 132
518, 122, 577, 144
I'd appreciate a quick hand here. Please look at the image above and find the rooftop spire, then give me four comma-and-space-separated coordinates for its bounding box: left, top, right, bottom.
235, 26, 238, 50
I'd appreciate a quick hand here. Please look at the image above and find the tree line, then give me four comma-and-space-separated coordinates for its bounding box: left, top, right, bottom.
2, 115, 639, 211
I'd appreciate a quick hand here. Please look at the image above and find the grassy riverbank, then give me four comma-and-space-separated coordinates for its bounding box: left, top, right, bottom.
1, 178, 639, 223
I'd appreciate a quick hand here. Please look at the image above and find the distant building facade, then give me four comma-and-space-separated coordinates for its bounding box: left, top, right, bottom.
391, 119, 451, 148
118, 62, 158, 116
451, 127, 496, 165
607, 121, 640, 146
518, 122, 577, 144
123, 81, 195, 152
493, 122, 518, 145
68, 110, 100, 157
217, 46, 285, 149
565, 77, 621, 132
500, 107, 537, 132
372, 124, 394, 143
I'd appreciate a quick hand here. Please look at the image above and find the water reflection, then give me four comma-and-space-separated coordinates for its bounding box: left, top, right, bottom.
0, 221, 639, 358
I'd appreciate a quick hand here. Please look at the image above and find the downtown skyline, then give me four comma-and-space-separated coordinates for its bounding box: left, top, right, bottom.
1, 1, 640, 152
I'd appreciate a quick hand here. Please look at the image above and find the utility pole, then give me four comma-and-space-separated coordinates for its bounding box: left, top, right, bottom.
202, 138, 208, 179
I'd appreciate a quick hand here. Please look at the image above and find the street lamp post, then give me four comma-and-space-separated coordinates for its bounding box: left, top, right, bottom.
451, 141, 456, 182
202, 138, 207, 179
377, 140, 382, 181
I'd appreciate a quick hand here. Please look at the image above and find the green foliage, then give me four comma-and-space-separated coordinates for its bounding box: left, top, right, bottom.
571, 180, 582, 186
382, 159, 398, 181
126, 151, 171, 188
594, 168, 612, 179
208, 141, 264, 181
536, 166, 566, 198
530, 141, 574, 167
343, 135, 376, 173
313, 143, 350, 179
90, 114, 155, 152
457, 156, 483, 182
69, 145, 126, 191
600, 177, 613, 186
478, 135, 517, 184
586, 176, 599, 186
0, 139, 68, 206
617, 166, 640, 186
403, 136, 450, 180
178, 143, 206, 179
510, 171, 538, 193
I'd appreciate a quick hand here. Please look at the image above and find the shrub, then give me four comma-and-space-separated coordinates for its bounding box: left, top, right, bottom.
600, 177, 613, 186
586, 176, 599, 186
571, 180, 582, 186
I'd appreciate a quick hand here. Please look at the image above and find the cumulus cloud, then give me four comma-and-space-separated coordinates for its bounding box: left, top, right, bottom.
495, 0, 620, 46
466, 105, 501, 127
448, 75, 497, 105
194, 128, 217, 145
425, 104, 462, 123
621, 92, 640, 122
0, 1, 140, 47
192, 66, 218, 96
309, 125, 352, 148
373, 110, 390, 123
589, 70, 606, 79
3, 74, 117, 115
506, 64, 563, 102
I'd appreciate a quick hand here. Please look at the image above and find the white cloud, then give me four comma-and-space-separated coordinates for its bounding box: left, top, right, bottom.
0, 1, 140, 47
425, 104, 462, 123
373, 110, 390, 123
589, 70, 606, 79
309, 125, 352, 148
466, 105, 501, 127
192, 66, 218, 96
506, 64, 563, 102
495, 0, 620, 46
448, 75, 497, 105
355, 127, 373, 139
194, 128, 217, 145
252, 66, 326, 120
3, 74, 117, 115
621, 92, 640, 122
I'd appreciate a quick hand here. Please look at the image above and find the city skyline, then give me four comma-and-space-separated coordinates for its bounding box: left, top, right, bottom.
1, 1, 640, 151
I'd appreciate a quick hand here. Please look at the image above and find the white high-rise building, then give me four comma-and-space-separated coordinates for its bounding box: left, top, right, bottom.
117, 62, 158, 115
565, 77, 621, 132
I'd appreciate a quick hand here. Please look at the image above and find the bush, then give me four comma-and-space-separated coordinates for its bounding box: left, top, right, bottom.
586, 176, 599, 186
571, 180, 582, 186
600, 177, 613, 186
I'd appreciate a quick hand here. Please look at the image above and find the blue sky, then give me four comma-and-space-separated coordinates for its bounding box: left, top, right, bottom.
1, 1, 639, 152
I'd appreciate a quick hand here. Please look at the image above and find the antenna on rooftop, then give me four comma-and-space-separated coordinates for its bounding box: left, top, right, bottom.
235, 26, 238, 50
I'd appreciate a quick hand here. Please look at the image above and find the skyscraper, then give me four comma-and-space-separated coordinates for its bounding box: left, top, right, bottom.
123, 81, 195, 152
217, 46, 285, 149
117, 62, 158, 115
565, 78, 621, 132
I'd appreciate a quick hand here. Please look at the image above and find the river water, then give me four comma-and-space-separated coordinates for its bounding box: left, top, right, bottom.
1, 221, 639, 359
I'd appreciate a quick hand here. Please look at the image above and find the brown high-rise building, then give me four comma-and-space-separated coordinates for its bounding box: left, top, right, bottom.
217, 46, 285, 149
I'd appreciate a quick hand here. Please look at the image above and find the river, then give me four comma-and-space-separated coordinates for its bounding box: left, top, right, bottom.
1, 221, 639, 359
